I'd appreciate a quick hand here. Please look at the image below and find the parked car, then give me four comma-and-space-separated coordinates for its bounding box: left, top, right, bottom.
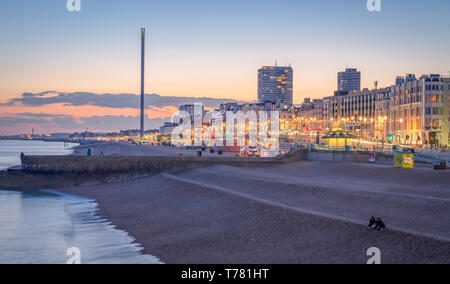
402, 148, 415, 154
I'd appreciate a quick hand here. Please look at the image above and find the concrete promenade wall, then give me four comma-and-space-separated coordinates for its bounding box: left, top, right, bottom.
1, 149, 399, 190
19, 149, 396, 175
307, 150, 394, 164
20, 149, 308, 174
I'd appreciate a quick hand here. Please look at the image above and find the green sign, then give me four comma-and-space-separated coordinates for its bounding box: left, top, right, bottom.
394, 154, 403, 168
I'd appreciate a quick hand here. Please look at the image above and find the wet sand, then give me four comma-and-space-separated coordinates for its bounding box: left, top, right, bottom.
58, 161, 450, 264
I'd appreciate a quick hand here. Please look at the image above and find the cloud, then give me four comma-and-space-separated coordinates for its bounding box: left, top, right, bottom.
51, 116, 78, 126
0, 91, 243, 135
79, 115, 165, 131
16, 112, 71, 118
21, 91, 57, 98
0, 112, 166, 133
0, 117, 49, 126
2, 92, 241, 109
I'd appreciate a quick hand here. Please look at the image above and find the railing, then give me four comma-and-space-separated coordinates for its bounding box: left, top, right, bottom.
291, 143, 445, 159
283, 141, 450, 167
414, 152, 450, 163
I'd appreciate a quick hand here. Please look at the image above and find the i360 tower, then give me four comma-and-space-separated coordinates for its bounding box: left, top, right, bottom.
140, 28, 145, 138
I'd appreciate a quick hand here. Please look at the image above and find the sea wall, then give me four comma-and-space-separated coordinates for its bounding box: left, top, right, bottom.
1, 149, 399, 190
20, 149, 308, 175
19, 149, 397, 175
306, 150, 394, 164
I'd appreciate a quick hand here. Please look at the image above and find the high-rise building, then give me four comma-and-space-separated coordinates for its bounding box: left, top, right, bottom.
337, 68, 361, 93
178, 104, 204, 121
258, 66, 293, 105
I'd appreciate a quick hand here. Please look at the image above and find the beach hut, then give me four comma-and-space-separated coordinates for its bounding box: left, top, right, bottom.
240, 145, 266, 157
240, 145, 250, 157
255, 145, 263, 157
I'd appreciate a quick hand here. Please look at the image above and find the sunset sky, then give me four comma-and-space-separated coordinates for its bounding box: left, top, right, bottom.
1, 0, 449, 135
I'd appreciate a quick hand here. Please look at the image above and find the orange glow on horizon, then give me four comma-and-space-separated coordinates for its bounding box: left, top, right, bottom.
0, 104, 178, 120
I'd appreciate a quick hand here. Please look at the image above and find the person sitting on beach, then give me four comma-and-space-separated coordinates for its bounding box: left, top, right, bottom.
367, 216, 376, 230
374, 218, 386, 231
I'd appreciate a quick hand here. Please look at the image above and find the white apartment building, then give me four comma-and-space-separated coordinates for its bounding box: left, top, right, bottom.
390, 74, 449, 147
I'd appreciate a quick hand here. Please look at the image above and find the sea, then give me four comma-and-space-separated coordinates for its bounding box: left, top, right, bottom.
0, 140, 162, 264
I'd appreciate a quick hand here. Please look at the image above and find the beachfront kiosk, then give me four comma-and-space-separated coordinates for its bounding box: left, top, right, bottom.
322, 130, 354, 150
239, 145, 263, 157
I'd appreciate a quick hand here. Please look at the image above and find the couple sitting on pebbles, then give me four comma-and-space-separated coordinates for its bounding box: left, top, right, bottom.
368, 216, 386, 231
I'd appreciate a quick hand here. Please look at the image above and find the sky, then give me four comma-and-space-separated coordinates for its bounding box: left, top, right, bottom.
0, 0, 449, 135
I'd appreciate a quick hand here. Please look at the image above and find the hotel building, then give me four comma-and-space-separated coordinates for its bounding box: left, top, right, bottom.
258, 66, 293, 105
337, 68, 361, 94
389, 74, 449, 147
374, 87, 392, 142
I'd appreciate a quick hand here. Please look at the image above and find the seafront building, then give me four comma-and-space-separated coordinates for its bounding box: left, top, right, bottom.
211, 69, 448, 149
258, 66, 293, 105
101, 68, 450, 149
389, 74, 449, 146
295, 73, 450, 148
337, 68, 361, 94
48, 66, 449, 150
324, 87, 387, 142
178, 104, 205, 121
374, 88, 392, 143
